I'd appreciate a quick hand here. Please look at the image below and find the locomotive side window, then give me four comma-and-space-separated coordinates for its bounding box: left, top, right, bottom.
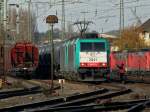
80, 42, 105, 52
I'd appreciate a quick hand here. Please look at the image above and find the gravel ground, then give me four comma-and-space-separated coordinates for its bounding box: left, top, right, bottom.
0, 80, 98, 108
55, 80, 98, 96
144, 108, 150, 112
0, 93, 50, 108
112, 83, 150, 101
0, 79, 150, 111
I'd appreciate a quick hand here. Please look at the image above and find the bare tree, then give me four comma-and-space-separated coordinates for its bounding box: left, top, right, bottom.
8, 7, 37, 42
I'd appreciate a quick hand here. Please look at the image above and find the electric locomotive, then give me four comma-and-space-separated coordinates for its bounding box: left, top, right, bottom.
59, 33, 110, 81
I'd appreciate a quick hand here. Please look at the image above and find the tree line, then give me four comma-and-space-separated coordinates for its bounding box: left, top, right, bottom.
112, 26, 150, 51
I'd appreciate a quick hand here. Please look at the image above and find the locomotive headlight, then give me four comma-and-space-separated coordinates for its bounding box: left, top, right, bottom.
102, 63, 106, 66
23, 67, 27, 70
81, 63, 85, 66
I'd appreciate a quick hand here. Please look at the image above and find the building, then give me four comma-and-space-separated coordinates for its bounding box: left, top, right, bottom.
139, 19, 150, 46
99, 33, 119, 51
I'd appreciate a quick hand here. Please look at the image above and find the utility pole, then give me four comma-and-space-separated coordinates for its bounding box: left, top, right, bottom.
122, 0, 124, 30
0, 1, 2, 86
130, 7, 142, 26
3, 0, 7, 32
119, 0, 124, 37
0, 1, 3, 36
16, 0, 19, 42
3, 0, 7, 85
61, 0, 65, 40
28, 0, 32, 42
0, 2, 1, 25
120, 0, 122, 37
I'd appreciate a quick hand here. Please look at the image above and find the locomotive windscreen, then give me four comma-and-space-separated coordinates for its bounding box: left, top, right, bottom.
80, 42, 105, 52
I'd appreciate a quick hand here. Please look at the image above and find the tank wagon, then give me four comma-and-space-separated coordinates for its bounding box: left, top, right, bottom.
35, 44, 51, 78
58, 33, 110, 81
11, 42, 38, 78
36, 42, 61, 79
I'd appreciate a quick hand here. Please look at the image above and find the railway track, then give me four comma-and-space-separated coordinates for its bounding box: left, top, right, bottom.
0, 86, 41, 99
128, 100, 150, 112
125, 74, 150, 84
0, 76, 60, 100
6, 76, 40, 89
1, 75, 149, 112
7, 75, 60, 89
109, 73, 150, 84
31, 99, 150, 112
65, 79, 127, 92
0, 88, 107, 111
0, 88, 133, 112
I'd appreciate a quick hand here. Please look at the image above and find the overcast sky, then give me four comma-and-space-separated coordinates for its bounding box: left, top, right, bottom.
9, 0, 150, 33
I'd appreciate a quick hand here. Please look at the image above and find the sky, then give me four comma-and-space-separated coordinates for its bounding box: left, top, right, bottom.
9, 0, 150, 33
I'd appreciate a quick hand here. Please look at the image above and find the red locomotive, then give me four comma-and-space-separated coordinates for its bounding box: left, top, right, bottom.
110, 49, 150, 79
11, 42, 38, 77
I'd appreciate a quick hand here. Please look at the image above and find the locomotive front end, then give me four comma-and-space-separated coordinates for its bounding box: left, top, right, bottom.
78, 39, 110, 80
80, 42, 107, 68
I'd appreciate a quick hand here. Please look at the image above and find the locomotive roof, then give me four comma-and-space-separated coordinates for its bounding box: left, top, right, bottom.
63, 33, 107, 42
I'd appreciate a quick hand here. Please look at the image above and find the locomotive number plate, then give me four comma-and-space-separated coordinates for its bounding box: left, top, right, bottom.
89, 58, 98, 61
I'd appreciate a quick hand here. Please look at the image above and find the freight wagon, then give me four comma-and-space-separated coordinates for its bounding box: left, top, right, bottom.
36, 42, 61, 79
110, 49, 150, 79
11, 42, 38, 78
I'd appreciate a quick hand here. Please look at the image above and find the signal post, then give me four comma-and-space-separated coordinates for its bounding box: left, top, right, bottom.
46, 15, 58, 93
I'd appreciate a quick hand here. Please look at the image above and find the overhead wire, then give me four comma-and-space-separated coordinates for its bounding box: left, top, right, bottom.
39, 0, 150, 18
15, 0, 150, 32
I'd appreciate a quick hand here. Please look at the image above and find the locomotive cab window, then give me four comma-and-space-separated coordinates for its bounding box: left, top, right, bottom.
94, 42, 105, 51
80, 43, 92, 51
80, 42, 105, 52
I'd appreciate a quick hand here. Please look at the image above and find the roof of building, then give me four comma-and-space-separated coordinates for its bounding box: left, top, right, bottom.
140, 19, 150, 32
105, 30, 120, 37
99, 33, 117, 38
